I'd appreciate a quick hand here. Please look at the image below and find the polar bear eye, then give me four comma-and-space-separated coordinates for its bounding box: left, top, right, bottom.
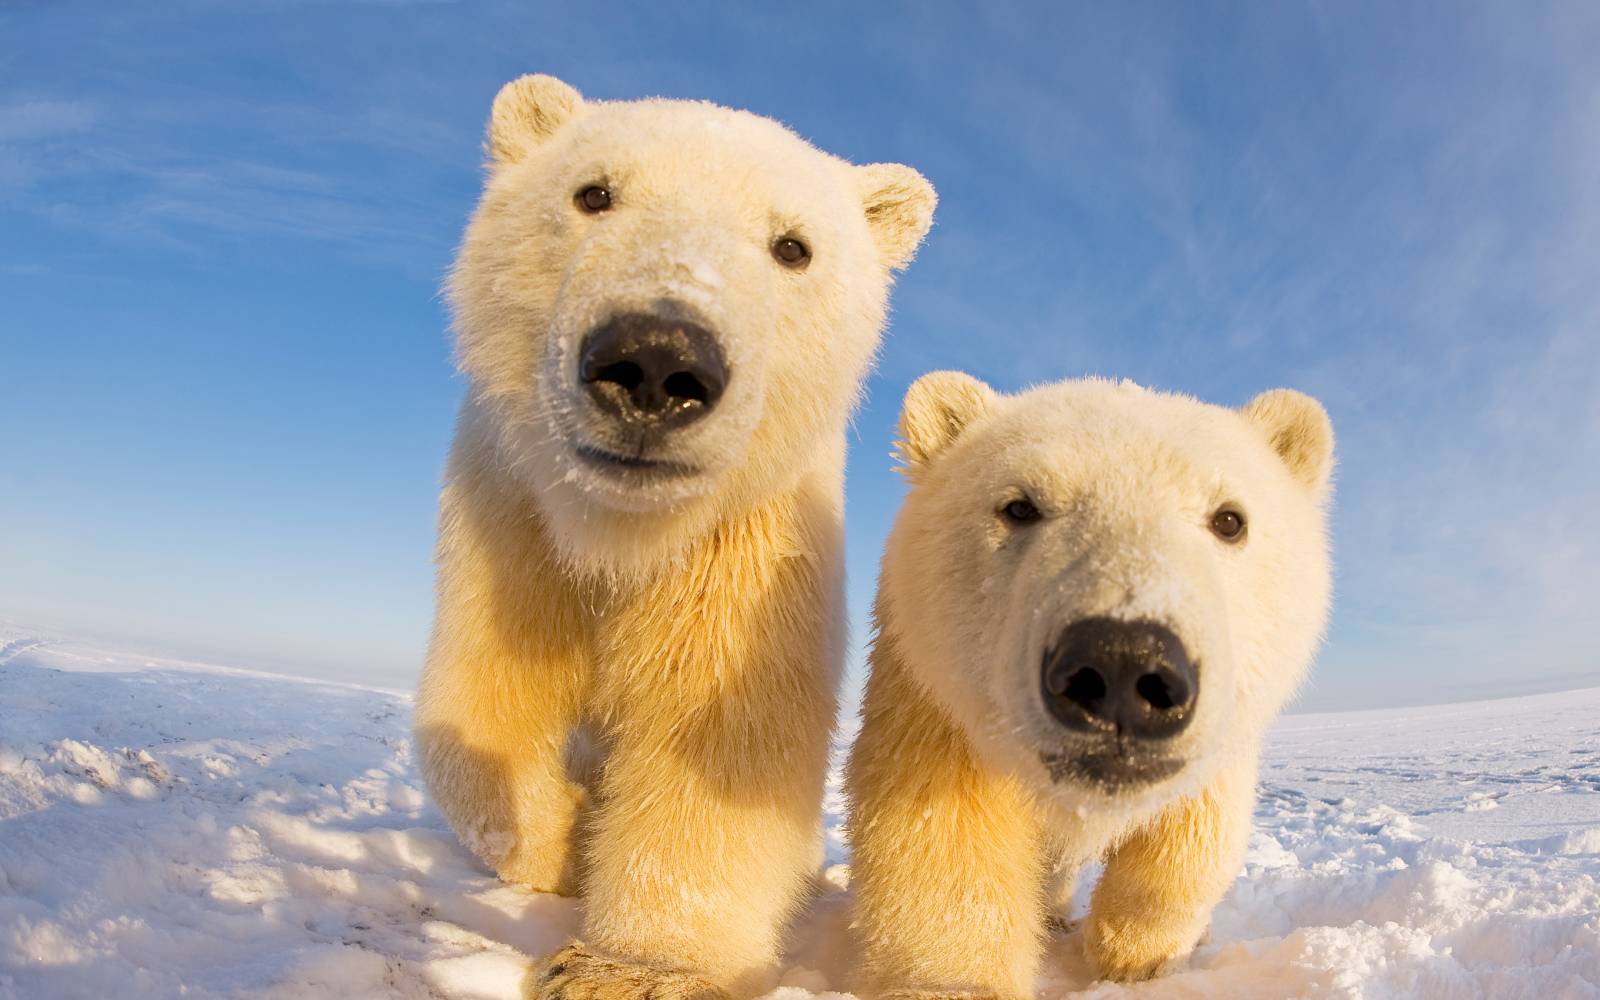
575, 185, 613, 213
772, 237, 811, 269
1000, 497, 1042, 525
1210, 507, 1247, 543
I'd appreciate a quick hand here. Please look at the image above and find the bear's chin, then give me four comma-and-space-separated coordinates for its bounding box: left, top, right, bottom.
540, 497, 721, 579
494, 416, 722, 511
550, 459, 722, 514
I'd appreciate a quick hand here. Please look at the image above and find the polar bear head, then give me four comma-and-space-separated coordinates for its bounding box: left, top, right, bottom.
450, 74, 935, 573
882, 374, 1334, 817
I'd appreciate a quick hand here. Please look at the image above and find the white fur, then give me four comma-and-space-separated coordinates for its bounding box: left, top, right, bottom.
419, 75, 935, 998
450, 79, 933, 578
846, 374, 1336, 995
885, 375, 1334, 836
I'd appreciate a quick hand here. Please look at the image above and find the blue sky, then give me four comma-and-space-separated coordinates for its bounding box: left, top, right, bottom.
3, 1, 1596, 711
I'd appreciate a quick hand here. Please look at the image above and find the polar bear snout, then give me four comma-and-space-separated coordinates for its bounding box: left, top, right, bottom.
578, 311, 729, 435
1041, 617, 1198, 743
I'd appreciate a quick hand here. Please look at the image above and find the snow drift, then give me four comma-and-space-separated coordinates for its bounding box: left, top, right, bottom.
1, 626, 1596, 999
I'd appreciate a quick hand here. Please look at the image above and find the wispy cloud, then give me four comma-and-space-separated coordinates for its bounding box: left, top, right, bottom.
847, 2, 1600, 705
3, 91, 472, 265
0, 97, 98, 142
2, 1, 1595, 703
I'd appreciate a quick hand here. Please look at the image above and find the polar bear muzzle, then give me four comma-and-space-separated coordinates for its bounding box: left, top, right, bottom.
577, 309, 729, 441
1041, 617, 1198, 744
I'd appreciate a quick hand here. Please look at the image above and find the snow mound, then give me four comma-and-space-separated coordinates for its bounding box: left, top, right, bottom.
1, 626, 1597, 999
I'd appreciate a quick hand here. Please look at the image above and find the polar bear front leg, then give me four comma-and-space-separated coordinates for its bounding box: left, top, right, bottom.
1083, 759, 1257, 982
530, 499, 841, 999
846, 645, 1049, 1000
416, 633, 589, 894
415, 473, 594, 895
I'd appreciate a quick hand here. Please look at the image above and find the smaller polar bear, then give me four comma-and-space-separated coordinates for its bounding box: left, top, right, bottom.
847, 373, 1335, 997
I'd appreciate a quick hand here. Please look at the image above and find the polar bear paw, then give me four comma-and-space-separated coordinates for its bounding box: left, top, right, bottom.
527, 944, 728, 1000
1082, 912, 1200, 983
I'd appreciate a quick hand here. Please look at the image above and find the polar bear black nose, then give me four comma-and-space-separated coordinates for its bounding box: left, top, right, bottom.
579, 312, 728, 431
1041, 617, 1197, 741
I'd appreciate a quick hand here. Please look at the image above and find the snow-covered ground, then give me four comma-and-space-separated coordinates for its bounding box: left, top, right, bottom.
2, 624, 1597, 1000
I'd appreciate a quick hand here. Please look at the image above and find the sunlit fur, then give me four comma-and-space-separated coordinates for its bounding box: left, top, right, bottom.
847, 374, 1335, 997
445, 74, 935, 578
413, 74, 935, 998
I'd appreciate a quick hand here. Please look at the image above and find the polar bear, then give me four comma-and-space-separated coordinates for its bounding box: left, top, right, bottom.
846, 373, 1335, 997
412, 75, 935, 1000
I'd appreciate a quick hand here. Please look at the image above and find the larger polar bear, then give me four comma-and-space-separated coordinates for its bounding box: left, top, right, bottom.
413, 75, 935, 1000
848, 373, 1335, 998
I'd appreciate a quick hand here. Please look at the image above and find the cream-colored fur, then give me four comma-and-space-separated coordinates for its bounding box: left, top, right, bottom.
847, 374, 1335, 997
414, 74, 935, 1000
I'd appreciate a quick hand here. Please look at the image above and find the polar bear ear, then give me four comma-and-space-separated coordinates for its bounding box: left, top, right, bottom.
486, 74, 584, 166
1242, 389, 1336, 497
895, 371, 996, 477
855, 163, 938, 271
